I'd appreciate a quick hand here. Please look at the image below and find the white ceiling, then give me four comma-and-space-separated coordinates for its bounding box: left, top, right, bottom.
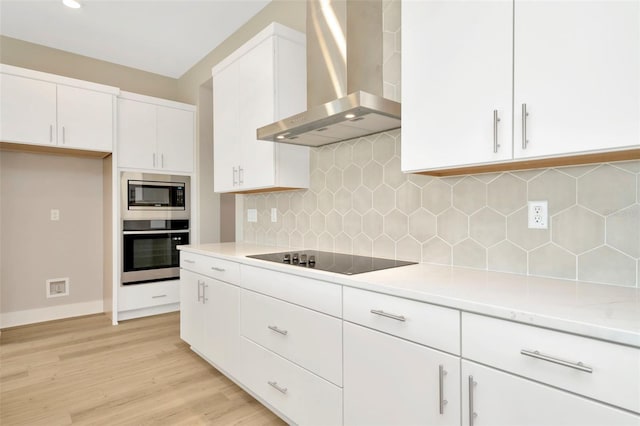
0, 0, 272, 78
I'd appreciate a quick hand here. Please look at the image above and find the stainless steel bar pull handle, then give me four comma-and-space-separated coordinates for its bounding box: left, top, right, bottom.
197, 280, 203, 302
370, 309, 406, 322
439, 365, 448, 415
153, 153, 157, 168
183, 259, 195, 264
238, 166, 244, 185
210, 266, 226, 272
268, 381, 288, 394
152, 294, 167, 299
268, 325, 288, 336
493, 110, 500, 153
49, 124, 53, 143
468, 375, 477, 426
520, 349, 593, 373
203, 284, 208, 303
232, 167, 238, 186
62, 126, 66, 144
522, 103, 529, 149
161, 154, 165, 168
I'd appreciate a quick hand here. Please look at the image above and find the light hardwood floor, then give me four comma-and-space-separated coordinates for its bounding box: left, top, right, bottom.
0, 312, 285, 425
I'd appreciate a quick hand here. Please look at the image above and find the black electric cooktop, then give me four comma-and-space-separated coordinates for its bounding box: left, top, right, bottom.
247, 250, 417, 275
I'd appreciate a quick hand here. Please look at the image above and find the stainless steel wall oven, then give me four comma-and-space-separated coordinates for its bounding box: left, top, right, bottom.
121, 173, 190, 285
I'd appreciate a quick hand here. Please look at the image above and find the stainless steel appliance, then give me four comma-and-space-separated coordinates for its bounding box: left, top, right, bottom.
121, 172, 189, 221
247, 250, 416, 275
120, 172, 191, 285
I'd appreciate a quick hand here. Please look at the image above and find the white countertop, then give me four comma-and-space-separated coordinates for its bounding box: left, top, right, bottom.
179, 242, 640, 348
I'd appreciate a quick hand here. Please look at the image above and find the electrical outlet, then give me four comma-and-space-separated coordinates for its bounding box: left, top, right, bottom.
50, 209, 60, 221
528, 201, 548, 229
271, 208, 277, 223
247, 209, 257, 223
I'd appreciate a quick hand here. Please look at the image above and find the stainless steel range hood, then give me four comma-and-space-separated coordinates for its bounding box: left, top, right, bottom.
257, 0, 401, 147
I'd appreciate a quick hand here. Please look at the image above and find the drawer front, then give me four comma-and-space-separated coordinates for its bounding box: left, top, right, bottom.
462, 312, 640, 413
240, 289, 342, 386
118, 280, 179, 311
240, 337, 343, 426
180, 251, 240, 284
241, 265, 342, 317
343, 286, 461, 355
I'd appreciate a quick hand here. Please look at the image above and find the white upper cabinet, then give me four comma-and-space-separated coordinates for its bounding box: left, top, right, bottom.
118, 92, 195, 174
212, 23, 309, 193
402, 0, 640, 174
402, 0, 513, 172
0, 65, 117, 152
513, 0, 640, 159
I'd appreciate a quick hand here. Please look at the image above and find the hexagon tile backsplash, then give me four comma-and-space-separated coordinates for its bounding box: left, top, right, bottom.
243, 129, 640, 288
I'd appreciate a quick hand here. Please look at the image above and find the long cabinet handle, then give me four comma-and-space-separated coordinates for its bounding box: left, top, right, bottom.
153, 153, 157, 168
152, 294, 167, 299
183, 259, 195, 264
268, 325, 288, 336
197, 280, 203, 302
50, 124, 53, 143
468, 375, 477, 426
202, 284, 208, 303
493, 110, 500, 153
210, 266, 226, 272
370, 309, 406, 322
522, 103, 529, 149
267, 381, 288, 394
233, 167, 238, 186
520, 349, 593, 373
438, 365, 448, 414
238, 166, 244, 185
62, 126, 66, 144
161, 154, 165, 168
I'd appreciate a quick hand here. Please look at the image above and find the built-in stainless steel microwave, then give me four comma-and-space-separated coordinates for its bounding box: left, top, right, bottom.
121, 172, 190, 221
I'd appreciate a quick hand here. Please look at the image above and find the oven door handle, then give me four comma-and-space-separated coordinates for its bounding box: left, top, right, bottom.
123, 230, 190, 235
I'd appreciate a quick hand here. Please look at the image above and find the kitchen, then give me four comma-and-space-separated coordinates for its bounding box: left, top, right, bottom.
1, 0, 639, 425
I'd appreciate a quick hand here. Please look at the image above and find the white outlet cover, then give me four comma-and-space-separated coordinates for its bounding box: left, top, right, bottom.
50, 209, 60, 221
528, 200, 548, 229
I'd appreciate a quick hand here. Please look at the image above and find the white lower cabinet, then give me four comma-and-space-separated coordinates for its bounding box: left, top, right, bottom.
240, 337, 342, 425
344, 322, 460, 426
461, 360, 640, 426
180, 268, 240, 377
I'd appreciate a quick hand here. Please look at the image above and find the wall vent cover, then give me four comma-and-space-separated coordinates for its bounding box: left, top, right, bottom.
46, 278, 69, 298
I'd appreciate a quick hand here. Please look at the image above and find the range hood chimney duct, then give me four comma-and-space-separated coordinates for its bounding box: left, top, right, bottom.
257, 0, 401, 147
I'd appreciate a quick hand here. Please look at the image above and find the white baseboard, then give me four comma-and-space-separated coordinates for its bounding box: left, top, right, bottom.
0, 300, 104, 329
116, 303, 179, 322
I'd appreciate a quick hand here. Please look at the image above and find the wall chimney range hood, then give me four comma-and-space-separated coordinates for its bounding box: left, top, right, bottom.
257, 0, 401, 147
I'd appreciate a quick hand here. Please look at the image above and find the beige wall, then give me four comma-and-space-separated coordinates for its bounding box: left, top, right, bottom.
1, 152, 104, 314
0, 36, 180, 101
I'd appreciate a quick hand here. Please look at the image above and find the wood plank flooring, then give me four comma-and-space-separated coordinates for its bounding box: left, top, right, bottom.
0, 312, 285, 425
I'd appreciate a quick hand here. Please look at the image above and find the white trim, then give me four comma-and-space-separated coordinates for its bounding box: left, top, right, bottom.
0, 300, 103, 329
0, 64, 120, 95
116, 303, 179, 321
118, 91, 195, 111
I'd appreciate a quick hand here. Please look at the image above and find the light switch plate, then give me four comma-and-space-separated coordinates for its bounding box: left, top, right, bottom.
50, 209, 60, 221
247, 209, 257, 223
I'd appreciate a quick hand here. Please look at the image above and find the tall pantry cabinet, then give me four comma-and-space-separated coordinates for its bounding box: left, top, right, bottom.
212, 23, 309, 193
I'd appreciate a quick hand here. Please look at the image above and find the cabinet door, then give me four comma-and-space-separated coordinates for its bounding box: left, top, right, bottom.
57, 85, 113, 151
201, 277, 240, 376
344, 322, 460, 426
0, 74, 57, 146
213, 62, 241, 192
157, 106, 194, 173
461, 361, 640, 426
237, 36, 276, 190
513, 1, 640, 158
117, 98, 157, 170
179, 270, 205, 349
401, 0, 513, 172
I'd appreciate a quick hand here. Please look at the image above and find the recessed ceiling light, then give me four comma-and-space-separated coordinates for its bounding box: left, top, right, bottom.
62, 0, 82, 9
276, 135, 285, 140
345, 113, 356, 119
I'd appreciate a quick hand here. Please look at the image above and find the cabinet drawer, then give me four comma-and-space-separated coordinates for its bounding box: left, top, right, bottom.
240, 337, 342, 426
118, 280, 179, 311
240, 289, 342, 386
241, 265, 341, 317
462, 313, 640, 413
180, 251, 240, 284
343, 286, 460, 355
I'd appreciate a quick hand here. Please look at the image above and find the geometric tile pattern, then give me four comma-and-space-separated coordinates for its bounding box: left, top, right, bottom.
242, 0, 639, 287
243, 131, 640, 287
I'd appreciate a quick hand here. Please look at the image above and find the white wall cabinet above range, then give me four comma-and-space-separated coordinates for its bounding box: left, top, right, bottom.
117, 91, 195, 174
212, 23, 309, 193
0, 64, 117, 153
401, 0, 640, 175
